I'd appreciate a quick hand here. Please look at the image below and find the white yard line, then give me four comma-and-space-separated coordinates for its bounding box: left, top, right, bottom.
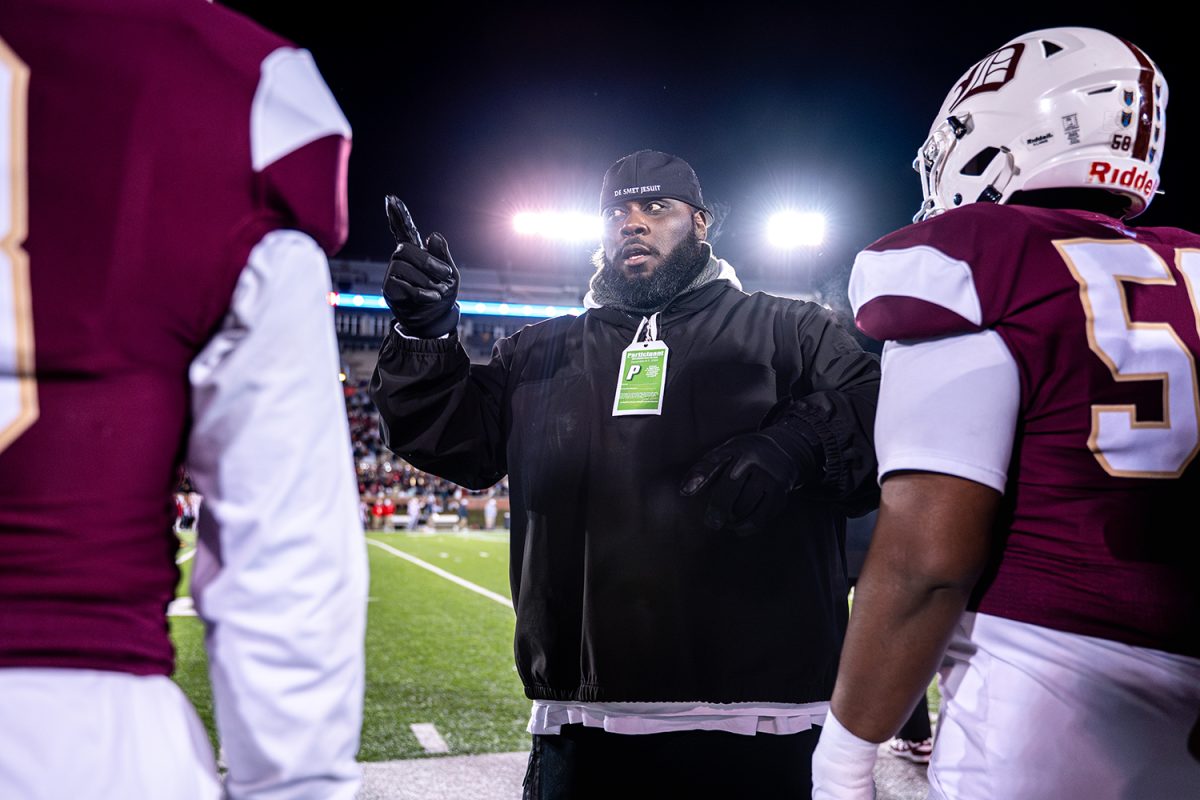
365, 538, 513, 609
167, 596, 197, 617
409, 723, 451, 754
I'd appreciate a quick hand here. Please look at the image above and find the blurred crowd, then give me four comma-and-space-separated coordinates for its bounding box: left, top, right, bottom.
346, 378, 508, 531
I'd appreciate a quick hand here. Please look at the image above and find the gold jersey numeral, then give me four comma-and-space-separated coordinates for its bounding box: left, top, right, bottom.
1056, 239, 1200, 478
0, 35, 37, 454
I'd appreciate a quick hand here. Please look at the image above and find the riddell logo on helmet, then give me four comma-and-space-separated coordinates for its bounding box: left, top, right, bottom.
1087, 162, 1155, 197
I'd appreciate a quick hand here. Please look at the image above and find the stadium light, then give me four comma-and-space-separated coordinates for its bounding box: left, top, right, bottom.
767, 211, 826, 249
512, 211, 599, 242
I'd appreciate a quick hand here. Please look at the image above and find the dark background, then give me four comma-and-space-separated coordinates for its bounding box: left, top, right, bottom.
222, 3, 1195, 299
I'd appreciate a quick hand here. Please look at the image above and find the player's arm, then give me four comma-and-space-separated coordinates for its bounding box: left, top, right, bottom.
186, 230, 367, 800
833, 471, 998, 723
812, 330, 1019, 799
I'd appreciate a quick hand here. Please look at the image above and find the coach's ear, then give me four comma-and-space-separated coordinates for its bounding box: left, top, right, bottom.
692, 207, 709, 242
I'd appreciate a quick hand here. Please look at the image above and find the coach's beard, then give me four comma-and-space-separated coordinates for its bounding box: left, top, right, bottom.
589, 230, 710, 314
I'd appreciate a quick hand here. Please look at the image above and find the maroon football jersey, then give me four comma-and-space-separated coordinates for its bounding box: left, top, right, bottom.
853, 203, 1200, 657
0, 0, 349, 675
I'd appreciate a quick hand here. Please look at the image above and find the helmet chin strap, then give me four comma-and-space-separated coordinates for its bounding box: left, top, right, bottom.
978, 148, 1018, 204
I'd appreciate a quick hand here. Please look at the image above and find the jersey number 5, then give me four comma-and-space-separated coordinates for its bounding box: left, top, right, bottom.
1056, 239, 1200, 478
0, 36, 36, 455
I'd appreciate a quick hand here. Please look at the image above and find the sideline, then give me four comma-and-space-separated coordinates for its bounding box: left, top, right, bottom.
366, 538, 513, 609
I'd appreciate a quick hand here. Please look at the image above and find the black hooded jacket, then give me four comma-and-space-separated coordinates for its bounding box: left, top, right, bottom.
371, 278, 880, 703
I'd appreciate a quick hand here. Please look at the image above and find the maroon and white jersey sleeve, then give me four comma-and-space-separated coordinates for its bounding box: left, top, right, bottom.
874, 332, 1020, 493
250, 46, 351, 256
849, 203, 1031, 341
188, 230, 366, 800
848, 203, 1200, 658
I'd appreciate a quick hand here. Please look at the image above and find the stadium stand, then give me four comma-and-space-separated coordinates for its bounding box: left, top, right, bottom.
342, 376, 509, 532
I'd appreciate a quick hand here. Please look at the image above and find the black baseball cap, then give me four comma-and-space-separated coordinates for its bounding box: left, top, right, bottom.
600, 150, 711, 219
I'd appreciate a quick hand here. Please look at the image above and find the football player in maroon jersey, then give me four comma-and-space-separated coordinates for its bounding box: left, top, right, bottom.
812, 27, 1200, 799
0, 2, 366, 798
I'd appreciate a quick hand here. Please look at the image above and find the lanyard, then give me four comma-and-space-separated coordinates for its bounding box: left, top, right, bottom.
613, 312, 669, 416
631, 312, 661, 344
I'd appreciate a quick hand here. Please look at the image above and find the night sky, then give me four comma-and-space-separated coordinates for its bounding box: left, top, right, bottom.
222, 4, 1196, 299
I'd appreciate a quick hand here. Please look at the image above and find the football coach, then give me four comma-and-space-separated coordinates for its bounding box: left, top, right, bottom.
371, 149, 880, 798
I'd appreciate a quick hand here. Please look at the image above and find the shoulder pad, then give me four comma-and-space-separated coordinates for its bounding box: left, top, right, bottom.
850, 205, 1033, 341
252, 47, 351, 255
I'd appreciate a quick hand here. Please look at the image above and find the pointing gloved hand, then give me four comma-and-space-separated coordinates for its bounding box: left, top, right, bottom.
680, 424, 823, 533
383, 195, 460, 339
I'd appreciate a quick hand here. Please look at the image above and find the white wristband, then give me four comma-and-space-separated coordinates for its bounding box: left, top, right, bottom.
393, 322, 451, 340
811, 709, 878, 800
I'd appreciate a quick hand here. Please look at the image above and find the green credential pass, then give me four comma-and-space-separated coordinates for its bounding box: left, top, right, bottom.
613, 340, 669, 416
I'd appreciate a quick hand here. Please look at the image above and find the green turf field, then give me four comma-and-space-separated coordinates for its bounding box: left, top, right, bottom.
357, 532, 527, 759
170, 530, 529, 761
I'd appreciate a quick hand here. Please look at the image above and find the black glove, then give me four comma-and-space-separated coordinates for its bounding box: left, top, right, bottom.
680, 426, 823, 534
383, 195, 460, 339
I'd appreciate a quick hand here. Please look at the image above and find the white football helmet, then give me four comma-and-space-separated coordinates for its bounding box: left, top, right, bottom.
914, 27, 1167, 222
